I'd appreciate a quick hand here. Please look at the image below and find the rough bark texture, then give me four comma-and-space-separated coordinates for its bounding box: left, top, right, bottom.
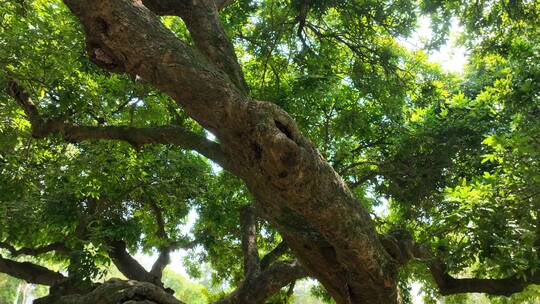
142, 0, 249, 94
60, 1, 399, 303
35, 279, 184, 304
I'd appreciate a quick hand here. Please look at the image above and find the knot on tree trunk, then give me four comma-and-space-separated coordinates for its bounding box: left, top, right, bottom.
243, 100, 313, 186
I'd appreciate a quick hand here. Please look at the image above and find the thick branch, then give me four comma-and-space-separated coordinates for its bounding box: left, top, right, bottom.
0, 254, 66, 286
214, 260, 307, 304
260, 241, 288, 270
240, 205, 260, 280
426, 207, 540, 296
381, 229, 540, 297
7, 81, 227, 167
61, 1, 402, 302
0, 242, 70, 257
429, 261, 540, 296
107, 240, 161, 286
149, 247, 171, 280
149, 237, 199, 280
142, 0, 248, 93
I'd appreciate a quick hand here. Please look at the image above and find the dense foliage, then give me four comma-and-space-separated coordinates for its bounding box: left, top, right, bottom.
0, 0, 539, 303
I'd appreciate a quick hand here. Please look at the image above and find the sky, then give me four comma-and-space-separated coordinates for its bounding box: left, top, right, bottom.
402, 17, 468, 73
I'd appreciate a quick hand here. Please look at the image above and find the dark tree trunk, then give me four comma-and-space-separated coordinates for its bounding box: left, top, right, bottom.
58, 1, 399, 303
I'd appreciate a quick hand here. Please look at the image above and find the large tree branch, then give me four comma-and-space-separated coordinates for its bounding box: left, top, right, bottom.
142, 0, 248, 93
214, 260, 307, 304
149, 247, 171, 281
148, 237, 199, 280
60, 1, 402, 302
108, 238, 197, 286
106, 240, 161, 286
0, 254, 66, 286
7, 81, 227, 168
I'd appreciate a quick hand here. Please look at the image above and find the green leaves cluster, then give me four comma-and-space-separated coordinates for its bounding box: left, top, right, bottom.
0, 0, 539, 303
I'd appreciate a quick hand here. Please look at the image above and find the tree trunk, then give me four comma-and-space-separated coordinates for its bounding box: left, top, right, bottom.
60, 1, 399, 302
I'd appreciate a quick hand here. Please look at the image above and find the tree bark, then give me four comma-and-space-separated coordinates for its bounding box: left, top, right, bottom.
35, 279, 184, 304
58, 1, 398, 302
142, 0, 249, 94
107, 240, 163, 286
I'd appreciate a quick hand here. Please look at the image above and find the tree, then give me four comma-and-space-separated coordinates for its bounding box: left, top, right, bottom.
0, 0, 539, 303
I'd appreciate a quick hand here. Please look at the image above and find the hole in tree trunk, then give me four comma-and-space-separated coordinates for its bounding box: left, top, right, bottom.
275, 120, 293, 140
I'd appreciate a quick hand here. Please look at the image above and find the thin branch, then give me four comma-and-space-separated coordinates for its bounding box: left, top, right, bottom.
145, 195, 199, 279
148, 199, 167, 240
286, 281, 296, 299
7, 81, 228, 168
145, 197, 171, 280
296, 0, 309, 45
